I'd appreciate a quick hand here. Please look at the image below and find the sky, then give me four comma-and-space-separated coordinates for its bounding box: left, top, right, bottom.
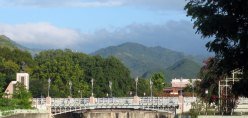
0, 0, 210, 55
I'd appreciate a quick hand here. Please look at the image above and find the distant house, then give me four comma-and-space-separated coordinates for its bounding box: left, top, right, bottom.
164, 78, 200, 96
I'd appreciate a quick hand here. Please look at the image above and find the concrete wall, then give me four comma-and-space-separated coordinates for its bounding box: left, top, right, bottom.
2, 113, 50, 118
55, 109, 174, 118
198, 115, 248, 118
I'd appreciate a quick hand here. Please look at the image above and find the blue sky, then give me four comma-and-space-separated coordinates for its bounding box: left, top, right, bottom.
0, 0, 209, 55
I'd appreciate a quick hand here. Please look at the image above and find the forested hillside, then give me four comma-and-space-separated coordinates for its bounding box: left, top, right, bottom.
0, 36, 169, 98
0, 35, 40, 55
31, 49, 133, 97
93, 42, 203, 80
0, 48, 135, 97
0, 35, 29, 51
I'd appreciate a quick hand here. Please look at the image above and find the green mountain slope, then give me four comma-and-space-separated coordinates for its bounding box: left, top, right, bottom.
165, 58, 201, 79
0, 35, 39, 55
92, 42, 203, 80
0, 35, 28, 50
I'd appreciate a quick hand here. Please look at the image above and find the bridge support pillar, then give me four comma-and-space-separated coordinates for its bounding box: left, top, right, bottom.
46, 97, 52, 118
133, 96, 140, 104
89, 96, 95, 104
178, 95, 184, 114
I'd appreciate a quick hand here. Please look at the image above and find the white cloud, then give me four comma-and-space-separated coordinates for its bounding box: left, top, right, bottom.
0, 22, 82, 49
0, 0, 123, 8
0, 21, 209, 55
0, 0, 187, 10
79, 21, 209, 55
123, 0, 187, 11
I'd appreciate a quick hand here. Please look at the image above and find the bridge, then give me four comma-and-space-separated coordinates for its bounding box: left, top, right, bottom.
32, 96, 185, 116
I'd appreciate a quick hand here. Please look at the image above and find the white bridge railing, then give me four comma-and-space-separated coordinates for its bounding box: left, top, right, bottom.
32, 97, 181, 115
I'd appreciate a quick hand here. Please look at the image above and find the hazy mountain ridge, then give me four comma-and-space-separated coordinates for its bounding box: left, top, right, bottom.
0, 35, 204, 81
93, 42, 203, 80
0, 35, 39, 55
0, 35, 28, 50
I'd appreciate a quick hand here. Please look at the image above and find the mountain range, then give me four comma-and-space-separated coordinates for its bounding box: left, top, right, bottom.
92, 42, 205, 80
0, 35, 39, 55
0, 35, 28, 50
0, 35, 205, 81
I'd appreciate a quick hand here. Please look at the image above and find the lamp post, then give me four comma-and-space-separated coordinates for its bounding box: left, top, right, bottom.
48, 78, 51, 97
69, 80, 72, 97
109, 81, 112, 97
180, 78, 183, 96
78, 90, 82, 98
205, 89, 209, 115
192, 82, 194, 98
91, 78, 94, 97
135, 77, 138, 96
150, 79, 153, 97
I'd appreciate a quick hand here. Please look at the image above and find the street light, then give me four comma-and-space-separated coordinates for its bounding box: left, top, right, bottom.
205, 89, 209, 115
180, 77, 183, 96
48, 78, 51, 97
192, 82, 194, 98
150, 79, 153, 97
69, 80, 72, 97
135, 77, 138, 96
109, 81, 112, 97
91, 78, 94, 97
78, 90, 82, 98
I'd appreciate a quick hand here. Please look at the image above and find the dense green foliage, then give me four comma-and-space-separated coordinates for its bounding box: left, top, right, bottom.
185, 0, 248, 96
0, 36, 174, 104
195, 57, 238, 114
166, 58, 201, 79
132, 73, 170, 97
185, 0, 248, 114
136, 77, 150, 97
0, 37, 134, 98
0, 35, 29, 51
150, 73, 169, 96
93, 42, 202, 80
0, 82, 32, 110
30, 49, 133, 97
12, 83, 32, 109
196, 58, 221, 103
0, 37, 169, 99
0, 47, 34, 92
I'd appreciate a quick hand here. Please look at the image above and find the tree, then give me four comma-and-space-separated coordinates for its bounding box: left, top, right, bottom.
136, 77, 150, 97
185, 0, 248, 94
31, 49, 88, 98
197, 58, 222, 102
195, 57, 239, 114
0, 47, 34, 93
31, 49, 133, 97
150, 73, 167, 96
12, 82, 32, 109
